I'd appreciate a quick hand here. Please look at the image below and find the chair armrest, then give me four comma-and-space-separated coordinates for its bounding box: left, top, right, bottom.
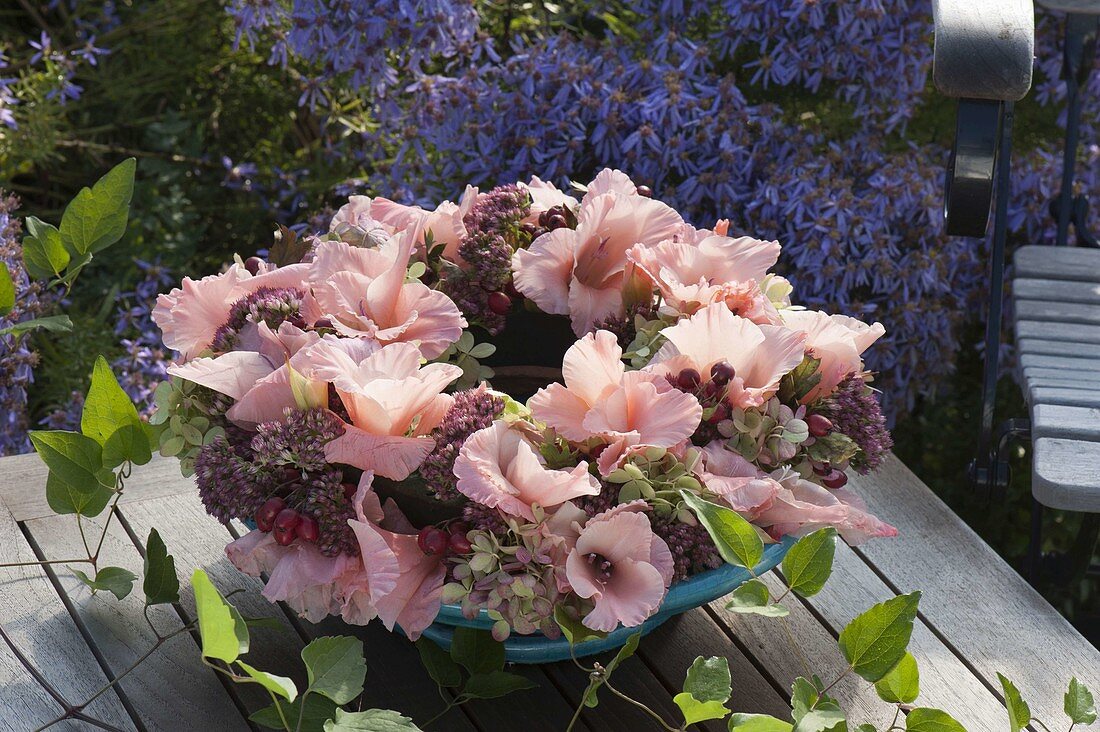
933, 0, 1035, 101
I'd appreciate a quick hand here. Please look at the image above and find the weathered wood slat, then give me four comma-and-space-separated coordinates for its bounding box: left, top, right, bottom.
1017, 338, 1100, 359
1019, 353, 1100, 372
1014, 278, 1100, 305
1016, 320, 1100, 345
0, 502, 137, 732
850, 456, 1100, 723
1028, 385, 1100, 408
1015, 299, 1100, 326
1033, 438, 1100, 511
1031, 403, 1100, 441
23, 510, 251, 731
1014, 245, 1100, 283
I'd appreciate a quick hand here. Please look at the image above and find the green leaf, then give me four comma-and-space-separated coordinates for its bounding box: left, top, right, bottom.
728, 714, 793, 731
673, 693, 729, 725
72, 566, 136, 600
794, 709, 846, 732
680, 490, 763, 569
724, 579, 789, 617
584, 632, 641, 707
192, 569, 249, 663
323, 708, 422, 732
683, 656, 732, 703
905, 708, 967, 732
874, 652, 919, 704
237, 661, 297, 702
997, 673, 1031, 732
415, 638, 462, 688
30, 430, 107, 488
22, 216, 69, 279
450, 626, 505, 675
82, 356, 149, 467
0, 314, 73, 336
790, 676, 842, 727
103, 422, 153, 468
251, 695, 338, 732
0, 262, 13, 316
59, 158, 136, 255
45, 470, 113, 517
463, 670, 538, 699
1066, 677, 1098, 724
838, 592, 921, 682
302, 636, 367, 705
142, 528, 179, 606
781, 527, 836, 598
554, 605, 608, 646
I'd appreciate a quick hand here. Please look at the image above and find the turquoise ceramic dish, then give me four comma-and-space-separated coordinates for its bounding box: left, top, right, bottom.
419, 535, 796, 664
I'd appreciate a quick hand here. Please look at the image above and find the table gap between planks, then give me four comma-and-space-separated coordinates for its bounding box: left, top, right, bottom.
2, 452, 1098, 732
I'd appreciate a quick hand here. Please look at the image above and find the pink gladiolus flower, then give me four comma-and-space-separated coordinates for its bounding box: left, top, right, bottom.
564, 501, 674, 631
311, 338, 462, 480
521, 176, 579, 224
367, 186, 478, 261
309, 235, 467, 359
645, 303, 806, 410
329, 195, 392, 247
513, 169, 684, 335
627, 234, 782, 319
529, 331, 702, 474
454, 420, 601, 521
780, 310, 886, 403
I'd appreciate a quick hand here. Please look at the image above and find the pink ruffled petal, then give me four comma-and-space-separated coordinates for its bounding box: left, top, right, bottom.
560, 330, 625, 405
324, 426, 434, 480
512, 228, 575, 316
168, 351, 276, 401
528, 382, 594, 443
226, 366, 297, 428
582, 559, 666, 631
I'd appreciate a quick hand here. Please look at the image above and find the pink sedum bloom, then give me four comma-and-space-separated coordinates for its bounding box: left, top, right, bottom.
529, 331, 702, 474
564, 501, 674, 632
513, 168, 684, 336
645, 303, 806, 410
454, 420, 601, 522
780, 310, 886, 403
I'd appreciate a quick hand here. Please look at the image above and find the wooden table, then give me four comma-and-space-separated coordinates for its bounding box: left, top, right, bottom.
2, 452, 1098, 732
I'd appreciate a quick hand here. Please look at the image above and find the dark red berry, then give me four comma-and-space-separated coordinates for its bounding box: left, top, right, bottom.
710, 360, 736, 386
342, 482, 357, 500
255, 497, 286, 532
448, 532, 472, 554
812, 462, 831, 477
504, 280, 523, 300
417, 528, 448, 556
635, 185, 653, 197
273, 509, 301, 546
708, 402, 730, 423
822, 470, 848, 490
487, 291, 512, 315
806, 414, 833, 438
547, 214, 567, 230
449, 521, 469, 535
296, 515, 320, 543
676, 368, 702, 391
314, 317, 333, 330
244, 256, 263, 275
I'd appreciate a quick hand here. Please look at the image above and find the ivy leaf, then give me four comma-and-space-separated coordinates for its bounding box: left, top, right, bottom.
0, 314, 73, 336
30, 430, 107, 490
103, 422, 153, 468
450, 627, 504, 675
781, 527, 837, 598
997, 673, 1031, 732
237, 661, 298, 702
415, 638, 462, 688
72, 566, 136, 600
59, 158, 136, 256
725, 579, 789, 617
142, 528, 179, 606
790, 676, 842, 727
905, 708, 967, 731
323, 708, 422, 732
795, 709, 847, 732
251, 695, 338, 732
82, 356, 149, 466
22, 216, 69, 279
463, 670, 537, 699
874, 651, 919, 704
45, 470, 113, 517
838, 592, 921, 682
728, 714, 793, 731
683, 656, 732, 703
302, 636, 367, 705
1066, 677, 1097, 724
679, 490, 763, 569
192, 569, 249, 663
0, 262, 14, 315
672, 693, 729, 725
554, 605, 608, 646
584, 632, 641, 708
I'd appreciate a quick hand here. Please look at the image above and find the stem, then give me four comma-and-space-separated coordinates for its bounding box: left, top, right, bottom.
1030, 719, 1055, 732
265, 689, 291, 732
75, 624, 194, 710
419, 699, 460, 729
818, 667, 851, 698
0, 622, 70, 709
294, 690, 309, 732
77, 514, 92, 561
0, 557, 95, 568
602, 679, 680, 732
778, 616, 813, 678
565, 681, 596, 732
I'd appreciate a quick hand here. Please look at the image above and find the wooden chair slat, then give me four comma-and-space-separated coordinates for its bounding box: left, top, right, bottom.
1028, 385, 1100, 408
1019, 353, 1100, 371
1014, 245, 1100, 282
1031, 403, 1100, 441
1033, 438, 1100, 511
1014, 278, 1100, 305
1016, 320, 1100, 345
1015, 299, 1100, 326
1017, 338, 1100, 358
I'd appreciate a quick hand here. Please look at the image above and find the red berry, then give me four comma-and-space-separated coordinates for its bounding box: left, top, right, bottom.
806, 414, 833, 438
342, 482, 357, 500
635, 185, 653, 197
314, 317, 333, 330
449, 521, 470, 535
708, 402, 730, 424
448, 532, 472, 554
710, 360, 736, 386
417, 528, 448, 556
273, 509, 301, 546
822, 470, 848, 490
812, 462, 831, 477
487, 291, 512, 315
255, 497, 286, 532
296, 515, 320, 543
244, 256, 263, 275
547, 214, 568, 230
676, 368, 701, 391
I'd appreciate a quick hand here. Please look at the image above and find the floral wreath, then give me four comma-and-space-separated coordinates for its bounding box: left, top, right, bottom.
151, 168, 895, 642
